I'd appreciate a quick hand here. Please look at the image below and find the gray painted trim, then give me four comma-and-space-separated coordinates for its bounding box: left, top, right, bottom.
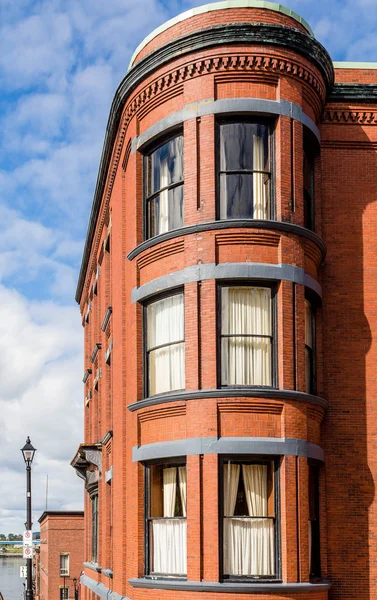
135, 98, 320, 151
102, 569, 113, 579
131, 262, 322, 303
128, 387, 328, 411
127, 220, 326, 261
129, 577, 331, 593
105, 466, 113, 483
132, 436, 325, 463
81, 574, 130, 600
83, 562, 101, 573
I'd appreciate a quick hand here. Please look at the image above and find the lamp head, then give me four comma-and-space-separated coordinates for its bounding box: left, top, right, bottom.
21, 437, 36, 464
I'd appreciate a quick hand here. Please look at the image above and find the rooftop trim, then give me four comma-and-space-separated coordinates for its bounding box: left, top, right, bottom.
128, 0, 313, 69
38, 511, 84, 523
333, 61, 377, 69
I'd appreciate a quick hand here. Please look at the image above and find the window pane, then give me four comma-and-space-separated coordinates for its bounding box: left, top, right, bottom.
148, 136, 184, 196
220, 174, 253, 219
149, 342, 185, 395
220, 123, 269, 171
305, 301, 313, 349
147, 185, 183, 237
150, 519, 187, 575
222, 288, 271, 336
147, 294, 184, 349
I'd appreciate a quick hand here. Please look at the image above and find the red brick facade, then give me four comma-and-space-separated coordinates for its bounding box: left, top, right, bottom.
72, 2, 377, 599
36, 512, 84, 600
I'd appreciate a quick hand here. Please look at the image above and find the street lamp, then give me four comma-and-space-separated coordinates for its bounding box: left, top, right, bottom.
21, 436, 36, 600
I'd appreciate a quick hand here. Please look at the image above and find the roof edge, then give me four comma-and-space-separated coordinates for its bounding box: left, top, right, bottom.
38, 511, 84, 523
128, 1, 314, 70
333, 61, 377, 69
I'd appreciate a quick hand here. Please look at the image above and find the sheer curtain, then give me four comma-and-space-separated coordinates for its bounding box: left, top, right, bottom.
253, 129, 269, 219
223, 463, 274, 577
148, 294, 185, 395
222, 287, 271, 386
152, 467, 187, 575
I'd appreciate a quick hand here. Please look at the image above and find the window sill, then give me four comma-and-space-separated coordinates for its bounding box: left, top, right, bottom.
83, 561, 101, 573
129, 578, 332, 593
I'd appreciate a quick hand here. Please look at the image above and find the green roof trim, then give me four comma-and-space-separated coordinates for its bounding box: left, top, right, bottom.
128, 1, 314, 70
333, 61, 377, 70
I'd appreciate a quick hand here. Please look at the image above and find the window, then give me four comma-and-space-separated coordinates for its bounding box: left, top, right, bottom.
60, 553, 69, 576
309, 463, 321, 578
145, 292, 185, 396
91, 494, 98, 563
220, 286, 274, 386
304, 136, 315, 230
145, 134, 184, 238
60, 588, 68, 600
305, 299, 316, 394
221, 458, 278, 579
145, 462, 187, 577
218, 122, 271, 220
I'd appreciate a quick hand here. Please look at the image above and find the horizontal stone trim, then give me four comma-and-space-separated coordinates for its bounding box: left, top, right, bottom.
132, 436, 325, 463
81, 574, 129, 600
134, 98, 320, 151
83, 562, 101, 573
131, 262, 322, 303
102, 568, 113, 579
127, 220, 326, 261
76, 22, 333, 303
129, 577, 331, 593
328, 83, 377, 103
128, 387, 329, 411
129, 0, 314, 68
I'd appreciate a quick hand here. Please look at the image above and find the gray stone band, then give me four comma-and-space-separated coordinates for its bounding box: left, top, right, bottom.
133, 98, 320, 153
132, 436, 325, 463
131, 262, 322, 303
129, 577, 331, 593
81, 574, 130, 600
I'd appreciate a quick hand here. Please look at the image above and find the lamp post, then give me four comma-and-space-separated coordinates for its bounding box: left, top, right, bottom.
21, 437, 36, 600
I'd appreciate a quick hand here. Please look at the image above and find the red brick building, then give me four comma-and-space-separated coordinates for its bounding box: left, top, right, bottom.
36, 512, 84, 600
71, 2, 377, 598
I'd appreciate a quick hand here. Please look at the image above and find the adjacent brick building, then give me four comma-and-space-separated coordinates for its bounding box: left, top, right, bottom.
36, 512, 84, 600
71, 1, 377, 598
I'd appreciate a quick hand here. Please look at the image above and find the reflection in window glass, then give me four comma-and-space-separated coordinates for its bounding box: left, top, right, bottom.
219, 123, 270, 220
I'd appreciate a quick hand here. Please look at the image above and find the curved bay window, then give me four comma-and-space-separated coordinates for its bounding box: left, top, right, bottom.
220, 286, 274, 387
145, 292, 185, 396
221, 458, 278, 579
305, 299, 316, 394
144, 134, 184, 238
145, 461, 187, 577
218, 122, 271, 220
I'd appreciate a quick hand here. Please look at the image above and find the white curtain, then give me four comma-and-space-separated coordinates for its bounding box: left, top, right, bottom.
224, 464, 274, 576
178, 466, 187, 517
222, 287, 271, 386
253, 130, 269, 219
148, 294, 185, 395
152, 466, 187, 575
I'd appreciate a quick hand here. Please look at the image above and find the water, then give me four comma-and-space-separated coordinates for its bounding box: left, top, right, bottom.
0, 557, 25, 599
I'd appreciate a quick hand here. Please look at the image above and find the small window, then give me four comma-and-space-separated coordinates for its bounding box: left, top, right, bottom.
309, 463, 321, 578
60, 588, 69, 600
221, 458, 278, 579
218, 122, 271, 220
305, 299, 316, 394
145, 135, 184, 238
91, 494, 98, 563
145, 462, 187, 577
145, 293, 185, 396
60, 553, 69, 576
220, 286, 273, 386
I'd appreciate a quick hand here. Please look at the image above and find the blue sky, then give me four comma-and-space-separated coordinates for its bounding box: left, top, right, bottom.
0, 0, 376, 533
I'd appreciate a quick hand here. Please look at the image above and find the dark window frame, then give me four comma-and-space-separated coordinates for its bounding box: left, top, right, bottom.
144, 457, 187, 579
91, 492, 99, 564
143, 130, 184, 240
143, 288, 185, 399
305, 289, 319, 396
217, 281, 278, 389
308, 460, 321, 579
303, 128, 318, 231
218, 455, 281, 582
215, 118, 276, 221
60, 588, 69, 600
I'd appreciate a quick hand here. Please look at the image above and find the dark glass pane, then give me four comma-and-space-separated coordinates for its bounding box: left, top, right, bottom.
148, 136, 184, 195
147, 185, 183, 237
220, 174, 253, 219
220, 123, 269, 172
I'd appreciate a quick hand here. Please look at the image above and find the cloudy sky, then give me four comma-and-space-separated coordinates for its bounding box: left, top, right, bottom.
0, 0, 376, 534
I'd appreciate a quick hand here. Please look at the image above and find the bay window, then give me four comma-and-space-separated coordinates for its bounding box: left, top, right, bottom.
222, 458, 278, 579
218, 122, 271, 220
145, 292, 185, 396
144, 134, 184, 238
220, 285, 274, 387
305, 299, 316, 394
145, 461, 187, 577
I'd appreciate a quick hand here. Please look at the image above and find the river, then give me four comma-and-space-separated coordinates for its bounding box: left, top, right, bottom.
0, 557, 25, 599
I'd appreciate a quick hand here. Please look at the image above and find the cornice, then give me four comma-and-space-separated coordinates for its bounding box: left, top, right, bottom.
323, 109, 377, 125
75, 22, 333, 303
328, 83, 377, 103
